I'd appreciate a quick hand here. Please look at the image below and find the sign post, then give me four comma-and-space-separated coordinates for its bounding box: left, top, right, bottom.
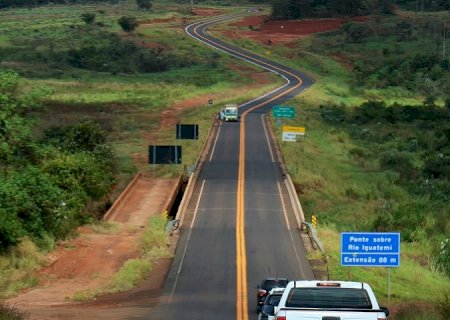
341, 232, 400, 299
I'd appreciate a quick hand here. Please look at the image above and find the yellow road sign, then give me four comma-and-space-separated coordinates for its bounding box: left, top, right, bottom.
282, 125, 305, 135
312, 215, 317, 228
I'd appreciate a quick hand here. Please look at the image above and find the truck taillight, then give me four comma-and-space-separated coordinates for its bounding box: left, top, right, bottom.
275, 317, 286, 320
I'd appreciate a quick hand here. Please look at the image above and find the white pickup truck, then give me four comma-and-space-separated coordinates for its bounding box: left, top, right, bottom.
265, 280, 389, 320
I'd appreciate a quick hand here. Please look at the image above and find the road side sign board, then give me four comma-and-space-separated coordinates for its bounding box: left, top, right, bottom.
282, 125, 306, 142
341, 232, 400, 267
176, 124, 199, 140
272, 106, 296, 118
148, 145, 182, 164
282, 132, 297, 142
283, 125, 305, 135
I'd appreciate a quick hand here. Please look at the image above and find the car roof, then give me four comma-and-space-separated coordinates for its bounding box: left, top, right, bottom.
263, 277, 289, 281
268, 287, 285, 294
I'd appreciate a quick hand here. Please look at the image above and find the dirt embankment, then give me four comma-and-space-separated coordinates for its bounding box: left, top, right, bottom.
224, 14, 367, 46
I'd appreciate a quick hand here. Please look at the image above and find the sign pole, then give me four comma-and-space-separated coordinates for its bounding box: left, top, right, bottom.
387, 268, 391, 301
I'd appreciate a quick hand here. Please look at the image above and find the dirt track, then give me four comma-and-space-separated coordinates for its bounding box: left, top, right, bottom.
6, 177, 178, 319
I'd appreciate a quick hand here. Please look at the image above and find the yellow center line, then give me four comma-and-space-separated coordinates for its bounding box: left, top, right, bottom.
189, 17, 307, 320
237, 111, 248, 320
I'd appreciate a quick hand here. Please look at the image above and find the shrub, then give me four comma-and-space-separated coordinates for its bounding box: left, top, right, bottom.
423, 154, 450, 179
118, 16, 139, 33
353, 100, 386, 123
0, 302, 29, 320
80, 13, 96, 25
341, 23, 372, 44
373, 201, 436, 242
379, 150, 419, 181
433, 238, 450, 277
0, 208, 25, 250
42, 152, 114, 201
136, 0, 152, 10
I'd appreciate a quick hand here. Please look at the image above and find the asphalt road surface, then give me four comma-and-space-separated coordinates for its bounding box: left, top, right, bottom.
152, 10, 315, 320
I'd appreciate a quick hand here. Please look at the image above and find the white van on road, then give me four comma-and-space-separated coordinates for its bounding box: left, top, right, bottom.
219, 104, 239, 122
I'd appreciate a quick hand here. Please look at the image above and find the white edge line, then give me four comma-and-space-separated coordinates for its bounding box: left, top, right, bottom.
209, 125, 221, 162
277, 181, 306, 279
168, 180, 206, 303
261, 114, 275, 163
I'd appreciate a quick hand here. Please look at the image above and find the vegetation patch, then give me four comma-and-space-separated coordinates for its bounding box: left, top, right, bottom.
0, 301, 29, 320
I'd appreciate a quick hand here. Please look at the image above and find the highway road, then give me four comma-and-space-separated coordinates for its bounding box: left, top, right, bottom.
153, 10, 315, 320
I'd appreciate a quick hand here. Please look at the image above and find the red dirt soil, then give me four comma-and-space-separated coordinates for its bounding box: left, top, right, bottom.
226, 15, 368, 45
6, 178, 178, 319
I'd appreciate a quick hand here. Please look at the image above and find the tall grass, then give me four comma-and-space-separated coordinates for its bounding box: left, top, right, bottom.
110, 215, 172, 293
0, 238, 45, 299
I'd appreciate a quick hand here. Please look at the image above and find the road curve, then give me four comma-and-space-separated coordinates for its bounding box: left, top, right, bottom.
152, 10, 315, 320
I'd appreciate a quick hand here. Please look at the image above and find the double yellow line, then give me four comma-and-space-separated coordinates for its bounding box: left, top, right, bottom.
188, 16, 307, 320
236, 111, 248, 320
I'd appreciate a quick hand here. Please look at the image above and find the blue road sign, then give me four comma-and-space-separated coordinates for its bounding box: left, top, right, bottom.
341, 232, 400, 267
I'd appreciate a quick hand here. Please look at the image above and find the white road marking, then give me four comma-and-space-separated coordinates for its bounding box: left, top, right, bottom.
261, 114, 275, 162
277, 181, 306, 279
168, 180, 206, 303
209, 125, 221, 162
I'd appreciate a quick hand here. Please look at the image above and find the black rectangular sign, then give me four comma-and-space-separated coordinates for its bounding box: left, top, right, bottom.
148, 145, 182, 164
176, 124, 199, 140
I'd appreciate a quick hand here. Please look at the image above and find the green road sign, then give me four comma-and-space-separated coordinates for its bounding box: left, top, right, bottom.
272, 106, 296, 118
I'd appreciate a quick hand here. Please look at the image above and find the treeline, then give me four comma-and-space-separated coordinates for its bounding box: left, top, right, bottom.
0, 71, 117, 251
270, 0, 450, 19
0, 0, 113, 9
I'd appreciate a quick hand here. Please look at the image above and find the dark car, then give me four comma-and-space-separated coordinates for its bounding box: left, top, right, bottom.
258, 287, 285, 320
256, 278, 289, 313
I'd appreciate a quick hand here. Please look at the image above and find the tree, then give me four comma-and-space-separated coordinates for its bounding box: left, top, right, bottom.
0, 71, 45, 178
136, 0, 152, 10
118, 16, 139, 33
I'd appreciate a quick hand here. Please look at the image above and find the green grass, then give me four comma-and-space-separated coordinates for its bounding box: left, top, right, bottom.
0, 238, 45, 299
319, 228, 450, 305
72, 215, 173, 299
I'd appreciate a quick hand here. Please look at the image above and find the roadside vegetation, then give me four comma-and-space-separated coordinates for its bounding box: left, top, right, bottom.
0, 0, 280, 308
72, 214, 172, 301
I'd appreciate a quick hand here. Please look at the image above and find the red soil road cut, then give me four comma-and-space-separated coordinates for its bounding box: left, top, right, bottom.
225, 15, 368, 45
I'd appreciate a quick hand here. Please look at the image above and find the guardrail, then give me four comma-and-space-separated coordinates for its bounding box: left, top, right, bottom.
174, 116, 219, 227
303, 222, 325, 255
103, 172, 141, 221
264, 115, 326, 260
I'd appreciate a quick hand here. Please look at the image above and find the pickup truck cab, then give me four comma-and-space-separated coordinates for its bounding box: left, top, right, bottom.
273, 280, 389, 320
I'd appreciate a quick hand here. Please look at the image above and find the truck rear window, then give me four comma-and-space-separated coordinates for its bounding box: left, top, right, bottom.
285, 288, 372, 309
